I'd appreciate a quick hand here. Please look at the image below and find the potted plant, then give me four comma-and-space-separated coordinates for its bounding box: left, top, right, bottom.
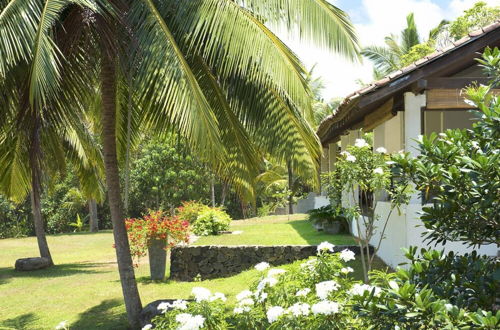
125, 211, 189, 280
307, 205, 349, 233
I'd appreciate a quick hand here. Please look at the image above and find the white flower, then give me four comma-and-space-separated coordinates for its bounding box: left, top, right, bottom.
296, 288, 311, 297
191, 287, 211, 302
256, 291, 268, 302
210, 292, 227, 302
315, 280, 340, 300
339, 249, 356, 262
175, 314, 205, 330
340, 151, 350, 156
257, 277, 278, 291
55, 321, 68, 330
171, 300, 188, 310
349, 283, 381, 296
354, 138, 369, 148
157, 302, 170, 312
471, 141, 480, 149
267, 306, 285, 323
255, 262, 270, 271
438, 132, 447, 138
141, 325, 153, 330
311, 301, 340, 315
376, 147, 387, 154
464, 98, 476, 107
267, 268, 287, 277
233, 306, 251, 314
317, 241, 335, 253
239, 298, 254, 306
287, 302, 310, 317
445, 303, 454, 311
341, 267, 354, 274
301, 259, 317, 270
373, 167, 384, 175
346, 155, 357, 162
236, 290, 253, 301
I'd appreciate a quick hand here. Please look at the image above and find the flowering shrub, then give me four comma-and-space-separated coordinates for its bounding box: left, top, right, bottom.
191, 208, 232, 236
322, 137, 413, 282
151, 243, 364, 329
147, 242, 498, 329
176, 201, 210, 224
125, 211, 189, 260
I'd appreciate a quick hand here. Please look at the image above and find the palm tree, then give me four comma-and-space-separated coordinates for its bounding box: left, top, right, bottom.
361, 13, 448, 78
0, 0, 359, 327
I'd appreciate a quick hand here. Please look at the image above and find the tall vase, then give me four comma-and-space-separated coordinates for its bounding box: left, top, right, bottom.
148, 238, 167, 281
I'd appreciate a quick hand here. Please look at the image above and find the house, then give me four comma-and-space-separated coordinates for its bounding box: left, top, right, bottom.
315, 21, 500, 268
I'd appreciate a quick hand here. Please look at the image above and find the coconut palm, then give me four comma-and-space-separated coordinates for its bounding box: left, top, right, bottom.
0, 0, 359, 326
362, 13, 448, 78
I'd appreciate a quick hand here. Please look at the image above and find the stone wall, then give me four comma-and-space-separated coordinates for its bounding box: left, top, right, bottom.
170, 245, 368, 281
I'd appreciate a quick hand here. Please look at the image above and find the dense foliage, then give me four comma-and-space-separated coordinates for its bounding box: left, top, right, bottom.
448, 2, 500, 40
403, 247, 499, 311
148, 243, 498, 330
307, 205, 349, 229
125, 211, 190, 260
128, 140, 211, 218
191, 208, 232, 236
394, 48, 500, 246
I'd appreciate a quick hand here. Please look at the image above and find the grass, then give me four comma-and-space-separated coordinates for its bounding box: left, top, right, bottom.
0, 215, 384, 330
194, 214, 355, 246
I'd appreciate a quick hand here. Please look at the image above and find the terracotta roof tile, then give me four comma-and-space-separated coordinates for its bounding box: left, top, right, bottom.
388, 70, 403, 79
374, 77, 390, 86
317, 21, 500, 140
453, 35, 470, 46
482, 20, 500, 33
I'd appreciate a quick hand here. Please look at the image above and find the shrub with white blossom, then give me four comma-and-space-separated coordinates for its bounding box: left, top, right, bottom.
322, 137, 413, 282
152, 244, 364, 329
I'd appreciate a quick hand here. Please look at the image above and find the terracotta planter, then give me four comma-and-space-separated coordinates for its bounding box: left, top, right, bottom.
148, 239, 167, 281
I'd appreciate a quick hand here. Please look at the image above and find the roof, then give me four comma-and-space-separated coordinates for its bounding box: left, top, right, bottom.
317, 20, 500, 145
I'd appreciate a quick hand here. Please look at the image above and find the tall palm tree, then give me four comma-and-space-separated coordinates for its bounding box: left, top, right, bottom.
0, 0, 359, 327
362, 13, 447, 78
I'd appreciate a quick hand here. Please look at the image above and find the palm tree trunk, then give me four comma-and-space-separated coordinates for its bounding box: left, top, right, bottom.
287, 160, 294, 215
101, 55, 142, 328
211, 177, 216, 207
88, 199, 98, 232
29, 122, 54, 266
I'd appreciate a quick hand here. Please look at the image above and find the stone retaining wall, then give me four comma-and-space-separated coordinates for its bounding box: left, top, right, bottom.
170, 245, 369, 281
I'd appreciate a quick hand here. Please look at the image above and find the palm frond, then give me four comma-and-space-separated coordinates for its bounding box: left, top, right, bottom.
361, 46, 399, 77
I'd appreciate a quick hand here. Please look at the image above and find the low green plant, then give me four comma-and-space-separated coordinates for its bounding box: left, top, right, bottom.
69, 214, 86, 232
307, 205, 348, 225
176, 201, 211, 224
192, 209, 232, 236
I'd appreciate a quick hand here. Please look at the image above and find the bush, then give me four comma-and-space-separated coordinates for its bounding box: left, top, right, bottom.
307, 205, 349, 228
191, 209, 232, 236
176, 201, 210, 224
403, 247, 499, 311
147, 245, 499, 330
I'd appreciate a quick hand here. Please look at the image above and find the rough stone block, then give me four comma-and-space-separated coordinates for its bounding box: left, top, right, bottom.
15, 257, 50, 271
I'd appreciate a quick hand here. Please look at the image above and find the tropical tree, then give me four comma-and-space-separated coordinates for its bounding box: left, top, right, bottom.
361, 13, 447, 78
0, 0, 359, 327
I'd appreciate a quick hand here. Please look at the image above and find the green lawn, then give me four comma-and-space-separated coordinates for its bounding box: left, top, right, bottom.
194, 214, 355, 246
0, 215, 381, 330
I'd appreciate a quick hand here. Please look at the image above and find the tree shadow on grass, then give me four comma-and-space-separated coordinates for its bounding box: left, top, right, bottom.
71, 299, 129, 330
287, 220, 355, 246
0, 262, 111, 286
0, 313, 37, 330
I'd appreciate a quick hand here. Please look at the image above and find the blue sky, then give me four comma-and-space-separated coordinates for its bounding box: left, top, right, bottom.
276, 0, 498, 100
